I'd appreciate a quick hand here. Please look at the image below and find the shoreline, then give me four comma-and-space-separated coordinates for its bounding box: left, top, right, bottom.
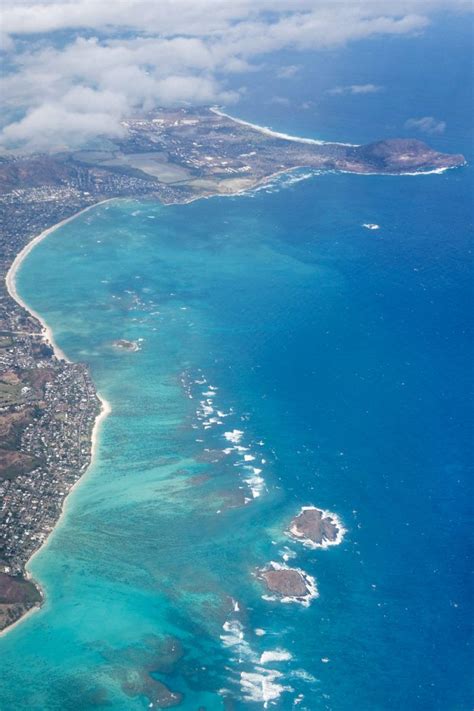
0, 137, 458, 638
178, 166, 319, 207
25, 392, 112, 569
0, 393, 111, 638
0, 594, 42, 639
5, 199, 114, 363
210, 106, 358, 147
1, 200, 114, 638
286, 506, 347, 550
210, 107, 466, 175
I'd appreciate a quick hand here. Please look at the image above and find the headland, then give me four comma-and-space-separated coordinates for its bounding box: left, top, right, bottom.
0, 106, 465, 632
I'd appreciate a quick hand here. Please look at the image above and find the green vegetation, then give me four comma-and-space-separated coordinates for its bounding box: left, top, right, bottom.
0, 381, 24, 408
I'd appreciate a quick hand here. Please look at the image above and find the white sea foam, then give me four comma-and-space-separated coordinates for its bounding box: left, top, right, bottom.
280, 546, 297, 562
211, 106, 357, 147
340, 162, 465, 178
190, 371, 269, 500
362, 223, 380, 230
220, 610, 295, 707
220, 620, 256, 663
221, 619, 244, 646
398, 165, 464, 175
199, 401, 214, 416
291, 669, 317, 683
250, 169, 321, 195
260, 649, 292, 664
224, 429, 244, 443
244, 468, 265, 498
240, 668, 292, 708
206, 416, 222, 425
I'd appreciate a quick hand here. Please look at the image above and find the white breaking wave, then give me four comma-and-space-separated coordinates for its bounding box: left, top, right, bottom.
252, 168, 326, 196
280, 546, 297, 562
184, 369, 270, 501
224, 429, 244, 444
291, 669, 317, 683
260, 649, 293, 664
240, 668, 293, 708
220, 619, 256, 664
211, 106, 357, 147
244, 466, 265, 498
339, 162, 466, 178
220, 605, 296, 707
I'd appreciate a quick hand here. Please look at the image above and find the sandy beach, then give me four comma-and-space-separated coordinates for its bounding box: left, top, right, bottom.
5, 199, 114, 363
0, 393, 111, 638
2, 200, 113, 637
0, 595, 42, 638
210, 106, 358, 147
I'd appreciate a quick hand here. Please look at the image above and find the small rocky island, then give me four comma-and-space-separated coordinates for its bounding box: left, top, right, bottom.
258, 562, 317, 606
0, 106, 463, 632
112, 339, 140, 352
288, 506, 346, 549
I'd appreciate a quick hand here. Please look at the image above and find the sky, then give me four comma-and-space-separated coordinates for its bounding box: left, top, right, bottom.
0, 0, 472, 151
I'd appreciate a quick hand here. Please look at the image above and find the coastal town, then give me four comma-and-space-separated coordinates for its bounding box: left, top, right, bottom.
0, 265, 100, 628
0, 107, 465, 631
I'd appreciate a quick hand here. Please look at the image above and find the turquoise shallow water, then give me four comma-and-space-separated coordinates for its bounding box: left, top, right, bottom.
1, 165, 472, 709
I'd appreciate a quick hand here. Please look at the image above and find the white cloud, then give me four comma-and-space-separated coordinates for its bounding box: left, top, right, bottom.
268, 96, 291, 106
0, 32, 14, 52
276, 65, 301, 79
0, 0, 470, 150
1, 104, 126, 152
404, 116, 446, 134
2, 0, 470, 37
327, 83, 383, 95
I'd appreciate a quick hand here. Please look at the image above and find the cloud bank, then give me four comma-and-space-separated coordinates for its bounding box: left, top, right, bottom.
0, 0, 470, 151
327, 84, 383, 96
404, 116, 447, 134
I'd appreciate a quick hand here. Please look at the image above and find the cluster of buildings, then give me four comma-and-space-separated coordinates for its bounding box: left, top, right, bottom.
121, 110, 286, 181
0, 106, 455, 630
0, 181, 102, 628
0, 358, 98, 576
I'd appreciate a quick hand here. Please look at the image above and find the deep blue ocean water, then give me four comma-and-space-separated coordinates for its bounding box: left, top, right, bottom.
1, 17, 472, 711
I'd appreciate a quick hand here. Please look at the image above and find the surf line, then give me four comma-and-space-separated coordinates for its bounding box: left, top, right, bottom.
2, 199, 114, 637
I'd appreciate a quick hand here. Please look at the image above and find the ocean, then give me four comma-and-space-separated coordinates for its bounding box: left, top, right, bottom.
1, 16, 472, 711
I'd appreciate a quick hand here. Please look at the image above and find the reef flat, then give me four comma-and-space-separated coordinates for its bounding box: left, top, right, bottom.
0, 107, 465, 632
